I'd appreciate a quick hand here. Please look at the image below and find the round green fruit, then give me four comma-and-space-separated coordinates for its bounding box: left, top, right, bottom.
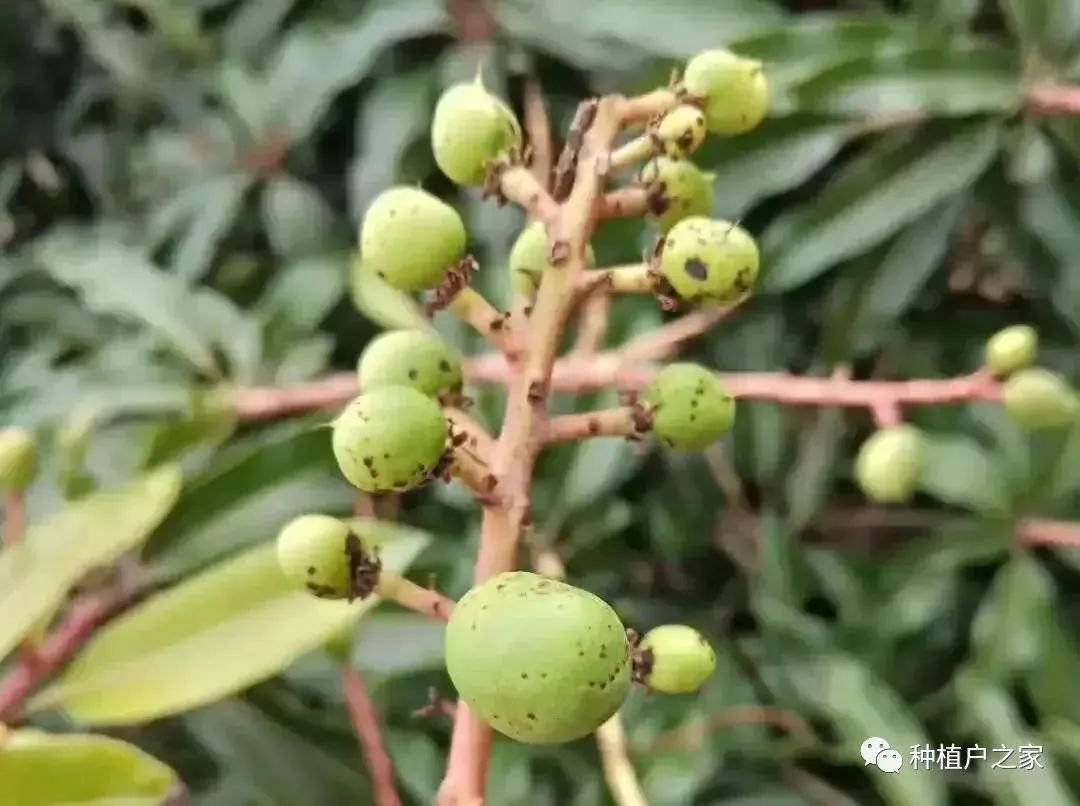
682, 49, 768, 135
643, 362, 735, 451
854, 425, 923, 503
0, 427, 37, 491
445, 571, 631, 744
985, 325, 1037, 378
1002, 368, 1079, 431
276, 514, 353, 600
658, 216, 759, 305
431, 80, 522, 186
357, 329, 463, 399
655, 104, 707, 158
360, 186, 466, 292
331, 386, 448, 493
639, 625, 716, 694
639, 157, 714, 233
508, 220, 596, 299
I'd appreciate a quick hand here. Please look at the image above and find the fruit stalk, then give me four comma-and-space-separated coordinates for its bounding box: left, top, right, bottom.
342, 665, 403, 806
543, 408, 643, 443
376, 573, 456, 622
589, 264, 654, 295
595, 187, 651, 220
448, 288, 513, 353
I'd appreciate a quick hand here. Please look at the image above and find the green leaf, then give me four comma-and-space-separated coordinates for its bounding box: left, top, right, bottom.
785, 652, 948, 806
1031, 617, 1080, 726
32, 521, 430, 725
1002, 0, 1080, 63
969, 553, 1054, 681
0, 729, 178, 805
792, 48, 1021, 118
0, 465, 182, 663
761, 123, 1000, 293
917, 433, 1012, 516
261, 175, 339, 259
166, 173, 253, 281
783, 407, 845, 531
956, 672, 1074, 806
263, 0, 449, 141
352, 612, 446, 677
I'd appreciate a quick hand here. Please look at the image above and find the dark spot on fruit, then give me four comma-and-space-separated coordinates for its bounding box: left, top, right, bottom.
684, 257, 708, 281
307, 566, 316, 575
521, 673, 528, 679
439, 360, 452, 372
527, 713, 536, 720
664, 438, 675, 447
690, 399, 698, 408
408, 369, 418, 380
363, 456, 374, 467
496, 584, 506, 590
588, 681, 595, 688
690, 414, 697, 422
579, 650, 585, 657
541, 672, 548, 679
383, 452, 390, 459
377, 271, 386, 279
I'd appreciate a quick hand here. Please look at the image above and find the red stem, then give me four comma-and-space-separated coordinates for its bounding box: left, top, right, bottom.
342, 665, 403, 806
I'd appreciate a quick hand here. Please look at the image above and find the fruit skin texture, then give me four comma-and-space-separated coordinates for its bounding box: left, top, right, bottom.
643, 363, 735, 451
0, 427, 37, 491
658, 216, 759, 305
1002, 368, 1079, 431
639, 157, 714, 233
682, 49, 768, 135
445, 571, 631, 744
357, 329, 463, 399
360, 186, 466, 292
854, 425, 923, 503
331, 387, 448, 493
276, 514, 354, 600
655, 104, 707, 157
508, 220, 596, 299
639, 625, 716, 694
431, 80, 522, 186
986, 325, 1037, 377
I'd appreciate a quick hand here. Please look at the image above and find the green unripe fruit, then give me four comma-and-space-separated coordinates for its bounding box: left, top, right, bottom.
331, 387, 448, 493
445, 571, 631, 744
360, 187, 466, 292
643, 363, 735, 451
1002, 368, 1079, 431
357, 329, 463, 399
683, 49, 768, 135
0, 427, 37, 491
985, 325, 1037, 378
639, 625, 716, 694
276, 514, 354, 599
854, 425, 923, 503
639, 157, 714, 233
508, 220, 596, 299
655, 104, 707, 157
431, 80, 522, 186
658, 216, 759, 305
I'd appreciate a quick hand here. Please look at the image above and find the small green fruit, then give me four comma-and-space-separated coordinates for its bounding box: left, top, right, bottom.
683, 49, 768, 135
357, 329, 463, 399
276, 514, 353, 600
445, 571, 631, 744
331, 387, 448, 493
643, 363, 735, 451
655, 104, 707, 158
508, 220, 596, 299
431, 79, 522, 186
0, 427, 37, 491
1002, 368, 1079, 431
639, 625, 716, 694
658, 216, 759, 305
360, 186, 466, 292
854, 425, 923, 503
985, 325, 1037, 377
638, 157, 714, 233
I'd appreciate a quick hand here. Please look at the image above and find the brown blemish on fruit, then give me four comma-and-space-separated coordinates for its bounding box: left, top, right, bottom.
345, 532, 382, 602
408, 369, 418, 380
684, 257, 708, 281
307, 566, 316, 575
439, 360, 452, 372
527, 713, 537, 720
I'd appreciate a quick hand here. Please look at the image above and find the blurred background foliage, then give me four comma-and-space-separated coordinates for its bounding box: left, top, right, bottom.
5, 0, 1080, 803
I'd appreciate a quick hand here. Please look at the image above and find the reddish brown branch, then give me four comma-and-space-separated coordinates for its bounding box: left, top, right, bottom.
1017, 519, 1080, 548
523, 78, 553, 190
448, 0, 495, 42
619, 307, 738, 361
376, 573, 456, 622
0, 592, 122, 721
544, 408, 643, 444
342, 665, 403, 806
5, 490, 40, 667
496, 165, 560, 225
1028, 83, 1080, 116
641, 705, 814, 754
232, 372, 356, 421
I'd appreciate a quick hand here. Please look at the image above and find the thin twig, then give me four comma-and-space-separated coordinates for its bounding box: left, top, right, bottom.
595, 187, 651, 219
496, 165, 560, 224
448, 288, 513, 354
544, 408, 644, 444
619, 307, 737, 361
1017, 519, 1080, 548
596, 713, 649, 806
523, 78, 553, 190
3, 490, 39, 665
641, 705, 814, 754
377, 573, 456, 622
1028, 83, 1080, 116
342, 665, 403, 806
571, 292, 611, 355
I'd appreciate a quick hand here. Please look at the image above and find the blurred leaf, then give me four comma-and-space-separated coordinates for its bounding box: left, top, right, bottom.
956, 672, 1074, 806
261, 175, 339, 259
558, 437, 644, 516
969, 552, 1054, 681
221, 0, 298, 61
1001, 0, 1080, 62
32, 521, 431, 725
784, 407, 845, 531
786, 652, 948, 806
349, 253, 432, 331
917, 433, 1012, 516
761, 123, 1000, 293
185, 699, 368, 806
351, 612, 446, 677
0, 465, 181, 663
385, 730, 444, 803
1031, 617, 1080, 726
263, 0, 449, 141
792, 48, 1021, 118
165, 173, 253, 281
0, 729, 178, 805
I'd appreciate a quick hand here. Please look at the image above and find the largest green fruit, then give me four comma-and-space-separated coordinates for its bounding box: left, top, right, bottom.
445, 571, 631, 744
